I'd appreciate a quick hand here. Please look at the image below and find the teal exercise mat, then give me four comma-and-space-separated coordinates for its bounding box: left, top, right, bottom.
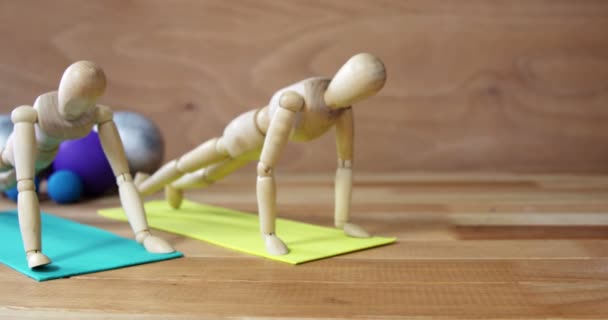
0, 210, 183, 281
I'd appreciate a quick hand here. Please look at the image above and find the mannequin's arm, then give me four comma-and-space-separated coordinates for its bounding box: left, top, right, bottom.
334, 107, 369, 237
96, 105, 174, 253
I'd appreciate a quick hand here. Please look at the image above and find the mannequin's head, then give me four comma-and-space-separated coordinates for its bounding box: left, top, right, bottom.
57, 61, 107, 120
324, 53, 386, 109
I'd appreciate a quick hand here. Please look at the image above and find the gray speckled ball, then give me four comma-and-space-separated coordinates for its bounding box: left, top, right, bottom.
112, 111, 164, 174
0, 115, 14, 151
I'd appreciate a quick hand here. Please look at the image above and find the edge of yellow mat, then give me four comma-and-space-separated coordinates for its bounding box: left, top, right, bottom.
99, 200, 396, 264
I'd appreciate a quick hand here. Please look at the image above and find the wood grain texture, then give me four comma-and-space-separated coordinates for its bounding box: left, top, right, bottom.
1, 173, 608, 319
0, 1, 608, 173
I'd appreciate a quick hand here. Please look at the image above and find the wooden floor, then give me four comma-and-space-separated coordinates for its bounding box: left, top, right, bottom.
1, 173, 608, 319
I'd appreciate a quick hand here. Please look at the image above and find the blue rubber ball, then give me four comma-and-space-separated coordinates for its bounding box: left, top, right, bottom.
48, 170, 83, 204
4, 187, 18, 202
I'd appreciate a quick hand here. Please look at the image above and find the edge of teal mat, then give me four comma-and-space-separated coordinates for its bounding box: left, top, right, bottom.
0, 210, 183, 281
30, 248, 184, 282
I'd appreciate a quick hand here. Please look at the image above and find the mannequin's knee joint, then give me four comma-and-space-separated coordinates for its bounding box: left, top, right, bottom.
257, 162, 273, 177
17, 180, 36, 192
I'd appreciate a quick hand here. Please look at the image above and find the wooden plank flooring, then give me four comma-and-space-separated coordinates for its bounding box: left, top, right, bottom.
1, 173, 608, 319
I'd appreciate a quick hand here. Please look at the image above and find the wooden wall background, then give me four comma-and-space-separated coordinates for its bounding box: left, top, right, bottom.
0, 0, 607, 173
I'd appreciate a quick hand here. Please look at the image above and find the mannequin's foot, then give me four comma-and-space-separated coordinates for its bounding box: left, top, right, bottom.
343, 222, 371, 238
27, 250, 51, 269
136, 231, 175, 253
165, 184, 184, 209
263, 233, 289, 255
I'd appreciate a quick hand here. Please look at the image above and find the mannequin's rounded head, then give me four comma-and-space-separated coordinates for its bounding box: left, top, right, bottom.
57, 61, 107, 120
324, 53, 386, 109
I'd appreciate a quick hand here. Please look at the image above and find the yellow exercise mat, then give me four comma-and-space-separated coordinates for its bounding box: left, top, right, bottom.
98, 200, 396, 264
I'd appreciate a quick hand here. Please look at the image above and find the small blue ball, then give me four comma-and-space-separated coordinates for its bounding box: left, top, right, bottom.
4, 177, 40, 202
48, 170, 83, 204
4, 187, 18, 202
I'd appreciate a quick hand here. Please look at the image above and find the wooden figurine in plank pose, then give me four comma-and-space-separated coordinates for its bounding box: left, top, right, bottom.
0, 61, 175, 268
136, 53, 386, 255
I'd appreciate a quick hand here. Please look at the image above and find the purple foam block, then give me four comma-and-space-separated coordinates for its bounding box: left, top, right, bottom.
53, 131, 115, 196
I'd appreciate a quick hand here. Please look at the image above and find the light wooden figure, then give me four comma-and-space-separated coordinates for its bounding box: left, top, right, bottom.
136, 53, 386, 255
0, 61, 175, 268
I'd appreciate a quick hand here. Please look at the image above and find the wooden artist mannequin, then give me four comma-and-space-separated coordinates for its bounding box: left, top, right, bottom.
0, 61, 174, 268
137, 53, 386, 255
